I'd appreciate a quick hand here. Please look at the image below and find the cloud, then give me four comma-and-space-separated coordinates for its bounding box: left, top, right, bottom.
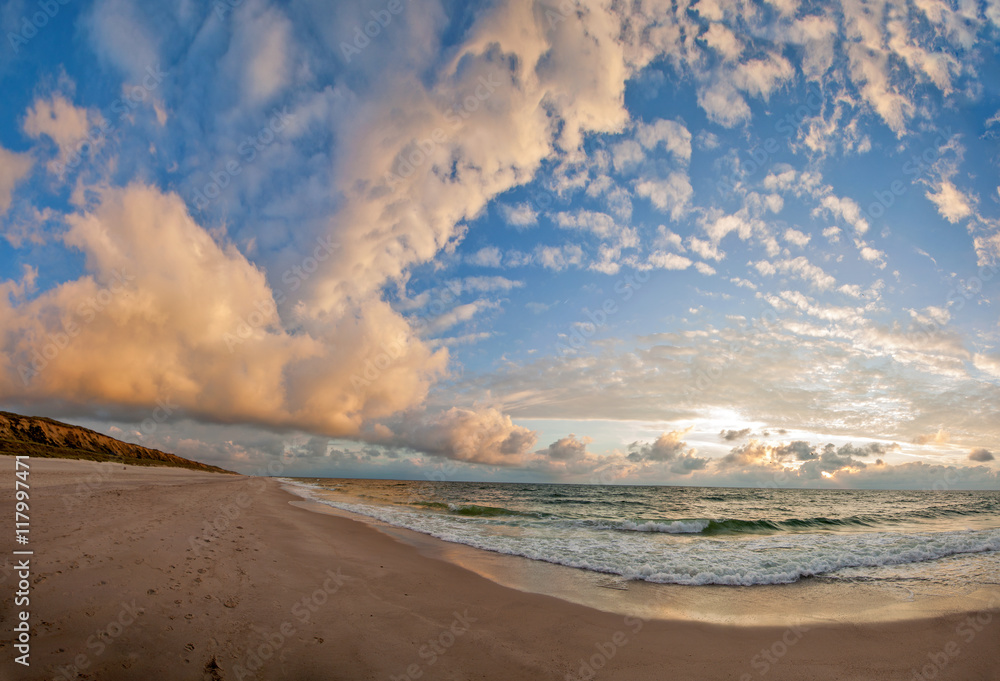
0, 146, 33, 216
635, 118, 692, 162
688, 236, 724, 261
718, 439, 779, 468
553, 210, 636, 247
423, 299, 497, 334
469, 247, 503, 267
457, 276, 524, 293
382, 406, 537, 465
753, 256, 836, 290
719, 427, 751, 441
536, 244, 584, 271
627, 428, 709, 474
733, 53, 795, 99
646, 251, 693, 270
814, 194, 869, 235
913, 429, 950, 445
500, 202, 539, 228
0, 183, 451, 439
842, 17, 914, 135
612, 139, 645, 170
716, 439, 901, 480
703, 213, 754, 243
82, 0, 160, 81
925, 180, 975, 224
538, 434, 591, 461
635, 172, 693, 220
854, 240, 887, 268
656, 226, 686, 251
22, 93, 99, 173
297, 0, 643, 330
7, 0, 1000, 482
697, 79, 750, 127
699, 22, 743, 62
969, 448, 995, 462
783, 228, 811, 247
230, 5, 294, 104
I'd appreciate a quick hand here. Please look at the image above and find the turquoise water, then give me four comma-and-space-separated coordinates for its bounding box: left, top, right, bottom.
283, 479, 1000, 587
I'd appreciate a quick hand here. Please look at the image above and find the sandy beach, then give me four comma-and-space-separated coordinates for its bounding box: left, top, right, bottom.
1, 458, 998, 681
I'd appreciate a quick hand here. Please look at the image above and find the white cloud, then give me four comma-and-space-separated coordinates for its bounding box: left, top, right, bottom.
553, 210, 637, 247
855, 239, 887, 268
783, 228, 811, 247
635, 118, 693, 162
815, 194, 869, 235
385, 406, 536, 465
733, 53, 795, 99
237, 7, 294, 104
500, 202, 538, 228
612, 139, 645, 171
754, 256, 836, 290
656, 226, 686, 251
22, 93, 98, 173
424, 299, 497, 334
538, 434, 591, 461
1, 183, 449, 438
842, 12, 914, 135
766, 0, 801, 18
0, 146, 33, 216
469, 247, 502, 268
697, 79, 750, 127
703, 213, 753, 242
925, 180, 975, 224
764, 168, 798, 192
699, 22, 743, 62
536, 244, 585, 271
973, 354, 1000, 380
635, 172, 692, 220
687, 236, 724, 261
647, 251, 693, 270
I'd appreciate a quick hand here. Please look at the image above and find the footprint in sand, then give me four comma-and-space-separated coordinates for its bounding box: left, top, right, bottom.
203, 656, 223, 680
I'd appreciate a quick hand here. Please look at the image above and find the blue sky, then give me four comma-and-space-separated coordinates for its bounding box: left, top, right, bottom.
1, 0, 999, 488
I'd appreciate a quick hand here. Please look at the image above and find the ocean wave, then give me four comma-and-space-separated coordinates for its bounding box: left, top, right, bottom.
411, 500, 542, 518
598, 519, 712, 534
447, 503, 532, 517
279, 480, 1000, 586
583, 515, 881, 535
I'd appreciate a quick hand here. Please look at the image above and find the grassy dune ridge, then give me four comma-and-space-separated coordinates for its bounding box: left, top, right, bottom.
0, 410, 234, 474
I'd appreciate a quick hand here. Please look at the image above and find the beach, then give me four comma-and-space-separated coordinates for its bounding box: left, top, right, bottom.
2, 458, 998, 681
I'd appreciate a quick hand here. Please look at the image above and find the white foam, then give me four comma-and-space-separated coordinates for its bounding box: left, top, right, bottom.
606, 519, 711, 534
297, 490, 1000, 586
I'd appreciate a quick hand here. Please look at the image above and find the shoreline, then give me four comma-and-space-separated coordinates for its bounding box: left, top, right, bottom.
281, 482, 1000, 626
1, 458, 998, 680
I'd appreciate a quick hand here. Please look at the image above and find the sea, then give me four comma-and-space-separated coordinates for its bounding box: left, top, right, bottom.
281, 478, 1000, 590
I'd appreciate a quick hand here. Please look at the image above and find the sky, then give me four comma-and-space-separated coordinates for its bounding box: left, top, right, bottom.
1, 0, 999, 489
